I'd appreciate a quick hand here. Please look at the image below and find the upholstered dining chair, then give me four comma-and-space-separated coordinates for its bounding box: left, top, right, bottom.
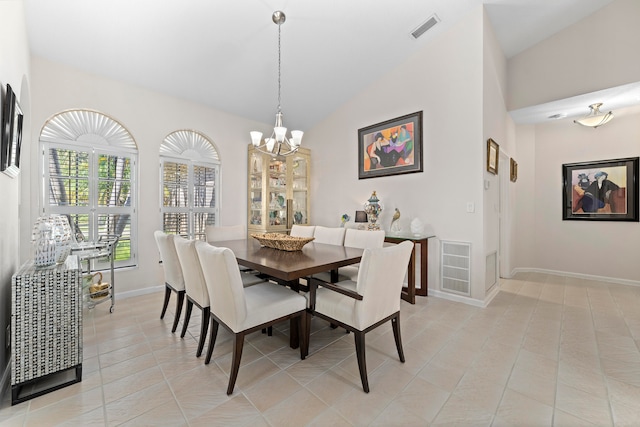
314, 228, 385, 283
312, 225, 346, 245
289, 224, 315, 238
174, 236, 210, 357
153, 231, 185, 333
305, 241, 413, 393
204, 224, 263, 286
195, 241, 307, 395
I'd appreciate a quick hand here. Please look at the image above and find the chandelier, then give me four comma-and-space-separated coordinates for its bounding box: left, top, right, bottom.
573, 103, 614, 128
250, 11, 303, 157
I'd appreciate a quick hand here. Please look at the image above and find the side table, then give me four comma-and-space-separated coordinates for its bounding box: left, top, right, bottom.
385, 232, 434, 304
11, 256, 82, 404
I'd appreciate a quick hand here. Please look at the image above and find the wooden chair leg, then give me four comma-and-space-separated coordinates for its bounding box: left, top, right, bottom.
160, 286, 171, 319
172, 290, 185, 333
180, 300, 193, 338
196, 307, 210, 357
299, 314, 306, 360
204, 319, 219, 365
354, 331, 369, 393
227, 332, 245, 395
391, 314, 405, 363
303, 311, 312, 358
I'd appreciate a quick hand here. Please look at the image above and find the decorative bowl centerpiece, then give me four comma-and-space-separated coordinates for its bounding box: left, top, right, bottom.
251, 233, 314, 251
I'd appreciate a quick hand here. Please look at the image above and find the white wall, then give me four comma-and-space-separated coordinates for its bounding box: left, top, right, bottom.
523, 108, 640, 283
0, 0, 30, 394
512, 125, 536, 271
508, 0, 640, 110
305, 7, 490, 301
30, 57, 271, 294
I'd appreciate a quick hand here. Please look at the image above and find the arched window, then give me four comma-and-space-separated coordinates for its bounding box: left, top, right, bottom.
160, 130, 220, 240
41, 109, 138, 268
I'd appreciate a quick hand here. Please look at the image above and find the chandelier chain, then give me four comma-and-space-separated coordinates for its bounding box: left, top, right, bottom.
277, 22, 282, 112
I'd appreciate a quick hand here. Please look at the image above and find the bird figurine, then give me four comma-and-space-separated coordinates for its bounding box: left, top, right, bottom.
390, 208, 401, 232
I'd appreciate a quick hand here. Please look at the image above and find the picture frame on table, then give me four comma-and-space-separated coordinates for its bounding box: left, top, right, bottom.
358, 111, 423, 179
1, 84, 24, 178
562, 157, 639, 222
486, 138, 499, 175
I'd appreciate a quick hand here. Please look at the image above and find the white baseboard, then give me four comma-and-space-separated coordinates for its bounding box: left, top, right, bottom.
429, 289, 488, 308
510, 268, 640, 288
115, 285, 164, 300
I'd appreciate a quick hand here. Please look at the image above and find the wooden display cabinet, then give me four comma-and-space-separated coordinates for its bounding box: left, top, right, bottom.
248, 145, 310, 234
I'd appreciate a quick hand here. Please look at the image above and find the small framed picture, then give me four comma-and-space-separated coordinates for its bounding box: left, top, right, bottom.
487, 138, 499, 175
510, 158, 518, 182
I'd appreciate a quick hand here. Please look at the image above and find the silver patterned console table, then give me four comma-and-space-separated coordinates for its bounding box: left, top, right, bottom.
11, 255, 82, 404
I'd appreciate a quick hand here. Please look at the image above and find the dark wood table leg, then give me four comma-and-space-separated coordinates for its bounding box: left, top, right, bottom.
401, 244, 416, 304
417, 238, 428, 296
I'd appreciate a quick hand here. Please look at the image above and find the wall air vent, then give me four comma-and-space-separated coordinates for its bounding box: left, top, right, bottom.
411, 14, 440, 39
440, 240, 471, 296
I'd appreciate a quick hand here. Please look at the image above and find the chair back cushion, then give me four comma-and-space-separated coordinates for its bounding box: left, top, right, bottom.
205, 224, 246, 242
343, 229, 385, 249
355, 241, 413, 328
174, 236, 210, 307
313, 226, 346, 245
195, 241, 247, 331
153, 231, 185, 291
290, 225, 315, 238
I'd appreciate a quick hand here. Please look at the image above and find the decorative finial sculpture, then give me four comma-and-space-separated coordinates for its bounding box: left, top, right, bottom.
390, 208, 401, 233
364, 191, 383, 230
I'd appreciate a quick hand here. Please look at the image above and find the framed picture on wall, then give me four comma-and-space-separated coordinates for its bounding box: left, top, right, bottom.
358, 111, 423, 179
1, 83, 23, 178
510, 158, 518, 182
487, 138, 499, 175
562, 157, 639, 221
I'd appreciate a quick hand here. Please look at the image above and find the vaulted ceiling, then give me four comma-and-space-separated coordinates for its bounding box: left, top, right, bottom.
25, 0, 621, 130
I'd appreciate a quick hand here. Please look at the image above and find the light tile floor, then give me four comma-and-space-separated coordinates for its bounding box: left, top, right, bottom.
1, 272, 640, 426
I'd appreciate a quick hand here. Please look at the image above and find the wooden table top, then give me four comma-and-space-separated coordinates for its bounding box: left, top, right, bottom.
211, 238, 364, 282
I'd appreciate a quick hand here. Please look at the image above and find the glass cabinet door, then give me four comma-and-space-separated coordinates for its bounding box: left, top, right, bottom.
290, 153, 309, 225
248, 151, 263, 226
267, 159, 287, 227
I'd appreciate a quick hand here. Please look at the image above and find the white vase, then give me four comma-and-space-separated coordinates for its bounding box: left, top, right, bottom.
33, 223, 56, 267
410, 218, 424, 236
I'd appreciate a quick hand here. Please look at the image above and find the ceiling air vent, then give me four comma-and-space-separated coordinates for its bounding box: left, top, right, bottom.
411, 14, 439, 39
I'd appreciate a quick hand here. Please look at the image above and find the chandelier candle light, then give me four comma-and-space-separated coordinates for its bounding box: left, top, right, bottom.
250, 11, 303, 157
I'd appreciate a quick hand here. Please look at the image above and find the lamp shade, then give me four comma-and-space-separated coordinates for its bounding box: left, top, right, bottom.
355, 210, 367, 222
574, 103, 613, 128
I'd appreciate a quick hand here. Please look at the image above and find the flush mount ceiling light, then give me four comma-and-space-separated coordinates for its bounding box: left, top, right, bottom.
250, 11, 303, 157
573, 103, 614, 128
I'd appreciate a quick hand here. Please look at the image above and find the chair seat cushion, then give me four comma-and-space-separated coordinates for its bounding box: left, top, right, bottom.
239, 282, 307, 332
314, 280, 361, 328
241, 272, 266, 287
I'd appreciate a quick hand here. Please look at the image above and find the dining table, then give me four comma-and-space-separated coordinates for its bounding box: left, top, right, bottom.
211, 238, 365, 348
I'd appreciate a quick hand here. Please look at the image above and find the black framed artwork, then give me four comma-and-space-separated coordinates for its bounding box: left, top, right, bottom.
562, 157, 639, 221
1, 83, 23, 178
358, 111, 423, 179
